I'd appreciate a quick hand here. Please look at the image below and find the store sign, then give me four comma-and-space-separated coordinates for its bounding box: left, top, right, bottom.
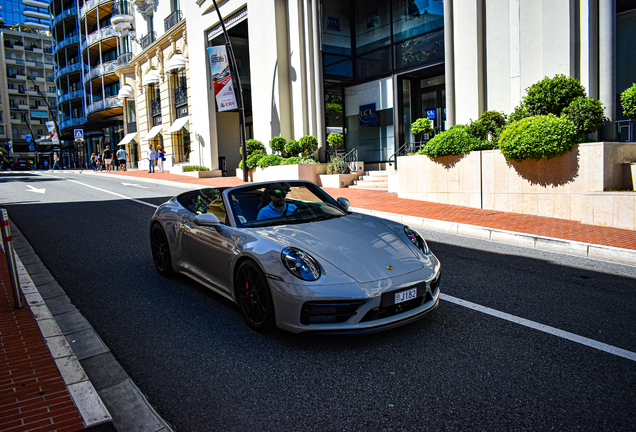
426, 108, 436, 120
207, 46, 238, 112
328, 17, 340, 31
359, 103, 376, 126
178, 105, 189, 118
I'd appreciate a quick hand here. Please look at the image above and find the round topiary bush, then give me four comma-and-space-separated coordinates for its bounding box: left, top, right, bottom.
418, 124, 486, 157
478, 111, 506, 134
499, 115, 580, 162
620, 83, 636, 120
284, 140, 302, 157
523, 74, 587, 116
257, 154, 285, 168
561, 96, 606, 134
298, 135, 318, 156
507, 104, 530, 124
411, 118, 434, 137
269, 136, 287, 155
239, 150, 267, 170
240, 139, 265, 156
327, 132, 343, 148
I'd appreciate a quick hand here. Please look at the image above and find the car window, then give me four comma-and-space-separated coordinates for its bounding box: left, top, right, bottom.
195, 188, 227, 224
227, 183, 347, 228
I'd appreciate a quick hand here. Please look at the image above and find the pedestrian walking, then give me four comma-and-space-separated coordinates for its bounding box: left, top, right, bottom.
103, 146, 113, 172
116, 145, 127, 171
90, 153, 97, 171
148, 144, 156, 173
157, 145, 164, 172
97, 154, 103, 171
52, 153, 62, 170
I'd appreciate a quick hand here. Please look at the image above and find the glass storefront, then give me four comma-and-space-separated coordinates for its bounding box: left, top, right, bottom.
322, 0, 445, 163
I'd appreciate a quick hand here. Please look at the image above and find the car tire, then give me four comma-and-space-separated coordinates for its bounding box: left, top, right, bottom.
150, 223, 175, 276
235, 261, 276, 331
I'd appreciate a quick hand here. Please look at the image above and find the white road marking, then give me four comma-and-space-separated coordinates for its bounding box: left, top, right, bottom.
63, 178, 159, 209
441, 293, 636, 362
122, 182, 148, 188
26, 185, 46, 194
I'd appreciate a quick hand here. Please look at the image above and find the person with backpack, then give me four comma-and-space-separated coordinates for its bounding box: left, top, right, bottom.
103, 145, 113, 172
116, 145, 127, 171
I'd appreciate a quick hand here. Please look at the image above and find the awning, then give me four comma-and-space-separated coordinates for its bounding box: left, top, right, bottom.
165, 53, 186, 72
118, 132, 137, 146
117, 84, 134, 100
142, 69, 160, 86
143, 125, 163, 140
166, 116, 189, 133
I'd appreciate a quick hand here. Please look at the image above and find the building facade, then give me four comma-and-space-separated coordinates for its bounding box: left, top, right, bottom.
0, 25, 57, 167
1, 0, 51, 29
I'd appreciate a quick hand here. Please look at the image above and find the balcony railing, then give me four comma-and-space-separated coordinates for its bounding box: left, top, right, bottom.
86, 96, 122, 116
174, 86, 187, 107
141, 32, 156, 50
83, 60, 118, 85
111, 1, 132, 16
164, 10, 182, 32
151, 98, 161, 117
117, 52, 133, 66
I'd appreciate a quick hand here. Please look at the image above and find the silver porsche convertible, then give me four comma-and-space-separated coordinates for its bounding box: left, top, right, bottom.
150, 180, 441, 333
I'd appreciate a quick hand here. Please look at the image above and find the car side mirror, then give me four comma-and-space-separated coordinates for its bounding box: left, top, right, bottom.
194, 213, 222, 232
337, 197, 350, 210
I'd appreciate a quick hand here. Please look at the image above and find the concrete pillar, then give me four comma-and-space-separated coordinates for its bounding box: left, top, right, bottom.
444, 0, 456, 127
599, 0, 616, 140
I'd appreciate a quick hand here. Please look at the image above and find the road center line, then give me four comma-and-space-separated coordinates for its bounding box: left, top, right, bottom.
440, 293, 636, 362
63, 177, 159, 209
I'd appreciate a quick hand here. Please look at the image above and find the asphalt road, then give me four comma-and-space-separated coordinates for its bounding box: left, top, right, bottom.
1, 171, 635, 431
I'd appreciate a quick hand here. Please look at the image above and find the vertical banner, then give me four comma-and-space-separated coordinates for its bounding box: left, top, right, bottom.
45, 121, 60, 144
25, 134, 34, 151
207, 46, 238, 112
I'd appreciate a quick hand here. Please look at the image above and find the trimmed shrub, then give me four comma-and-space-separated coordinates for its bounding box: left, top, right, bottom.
327, 132, 343, 148
465, 119, 488, 141
478, 111, 506, 134
239, 139, 266, 156
561, 96, 606, 134
284, 156, 318, 165
269, 136, 287, 155
418, 124, 486, 157
523, 74, 586, 116
620, 83, 636, 120
299, 135, 319, 156
411, 118, 434, 137
284, 140, 302, 157
499, 115, 580, 162
257, 154, 285, 168
507, 104, 530, 124
183, 165, 210, 172
238, 150, 266, 170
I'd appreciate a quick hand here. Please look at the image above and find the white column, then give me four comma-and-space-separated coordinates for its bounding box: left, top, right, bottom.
444, 0, 455, 127
599, 0, 616, 139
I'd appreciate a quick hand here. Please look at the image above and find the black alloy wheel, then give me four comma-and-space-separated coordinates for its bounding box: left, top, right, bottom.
235, 261, 275, 331
151, 223, 174, 276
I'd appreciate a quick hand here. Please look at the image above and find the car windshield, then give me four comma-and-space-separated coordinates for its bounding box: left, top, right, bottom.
226, 182, 348, 228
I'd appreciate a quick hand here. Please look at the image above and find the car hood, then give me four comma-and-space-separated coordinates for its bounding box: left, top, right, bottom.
252, 214, 422, 283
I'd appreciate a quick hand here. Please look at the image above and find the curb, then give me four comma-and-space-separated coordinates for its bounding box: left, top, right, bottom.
9, 220, 174, 432
352, 207, 636, 266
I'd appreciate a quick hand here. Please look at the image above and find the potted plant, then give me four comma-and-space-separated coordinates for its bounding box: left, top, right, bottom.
411, 118, 434, 150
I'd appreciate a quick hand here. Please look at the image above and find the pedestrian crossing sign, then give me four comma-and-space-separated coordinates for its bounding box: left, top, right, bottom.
74, 129, 84, 141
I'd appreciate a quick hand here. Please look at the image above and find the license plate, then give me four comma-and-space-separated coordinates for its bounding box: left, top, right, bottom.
394, 287, 418, 304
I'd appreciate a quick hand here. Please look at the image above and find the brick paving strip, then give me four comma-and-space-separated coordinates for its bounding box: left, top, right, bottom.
0, 248, 87, 431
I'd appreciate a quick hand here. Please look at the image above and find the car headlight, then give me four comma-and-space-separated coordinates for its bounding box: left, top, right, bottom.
404, 226, 430, 255
281, 248, 321, 281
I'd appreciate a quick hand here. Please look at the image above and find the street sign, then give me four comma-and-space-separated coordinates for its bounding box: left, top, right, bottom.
74, 129, 84, 141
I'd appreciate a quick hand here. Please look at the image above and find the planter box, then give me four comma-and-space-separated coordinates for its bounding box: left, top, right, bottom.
396, 142, 636, 229
318, 173, 360, 188
240, 163, 328, 184
169, 162, 222, 177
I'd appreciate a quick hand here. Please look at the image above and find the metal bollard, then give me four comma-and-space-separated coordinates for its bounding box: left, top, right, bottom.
1, 209, 23, 309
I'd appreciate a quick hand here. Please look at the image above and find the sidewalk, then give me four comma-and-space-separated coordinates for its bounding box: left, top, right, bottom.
1, 167, 634, 431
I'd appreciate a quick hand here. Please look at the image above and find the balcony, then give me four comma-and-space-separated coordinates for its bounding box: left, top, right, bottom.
59, 90, 84, 104
164, 10, 182, 32
83, 60, 118, 85
117, 52, 133, 67
54, 34, 81, 53
86, 96, 122, 116
85, 25, 117, 49
140, 32, 156, 50
55, 63, 82, 80
60, 116, 86, 130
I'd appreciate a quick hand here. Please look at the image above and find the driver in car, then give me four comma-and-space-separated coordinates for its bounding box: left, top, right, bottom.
257, 184, 297, 220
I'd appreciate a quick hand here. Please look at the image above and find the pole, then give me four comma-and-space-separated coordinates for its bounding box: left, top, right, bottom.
1, 209, 23, 309
210, 0, 248, 183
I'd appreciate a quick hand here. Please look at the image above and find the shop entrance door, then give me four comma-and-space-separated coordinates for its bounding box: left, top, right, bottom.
417, 81, 446, 136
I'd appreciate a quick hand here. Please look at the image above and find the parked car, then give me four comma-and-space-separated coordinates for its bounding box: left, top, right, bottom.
11, 159, 31, 171
150, 181, 441, 334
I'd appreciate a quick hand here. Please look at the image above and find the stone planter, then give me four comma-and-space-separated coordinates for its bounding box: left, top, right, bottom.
396, 142, 636, 229
240, 163, 328, 184
318, 173, 360, 188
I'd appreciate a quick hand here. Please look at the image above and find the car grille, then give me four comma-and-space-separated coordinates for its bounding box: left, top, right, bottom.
361, 271, 441, 323
300, 301, 364, 325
